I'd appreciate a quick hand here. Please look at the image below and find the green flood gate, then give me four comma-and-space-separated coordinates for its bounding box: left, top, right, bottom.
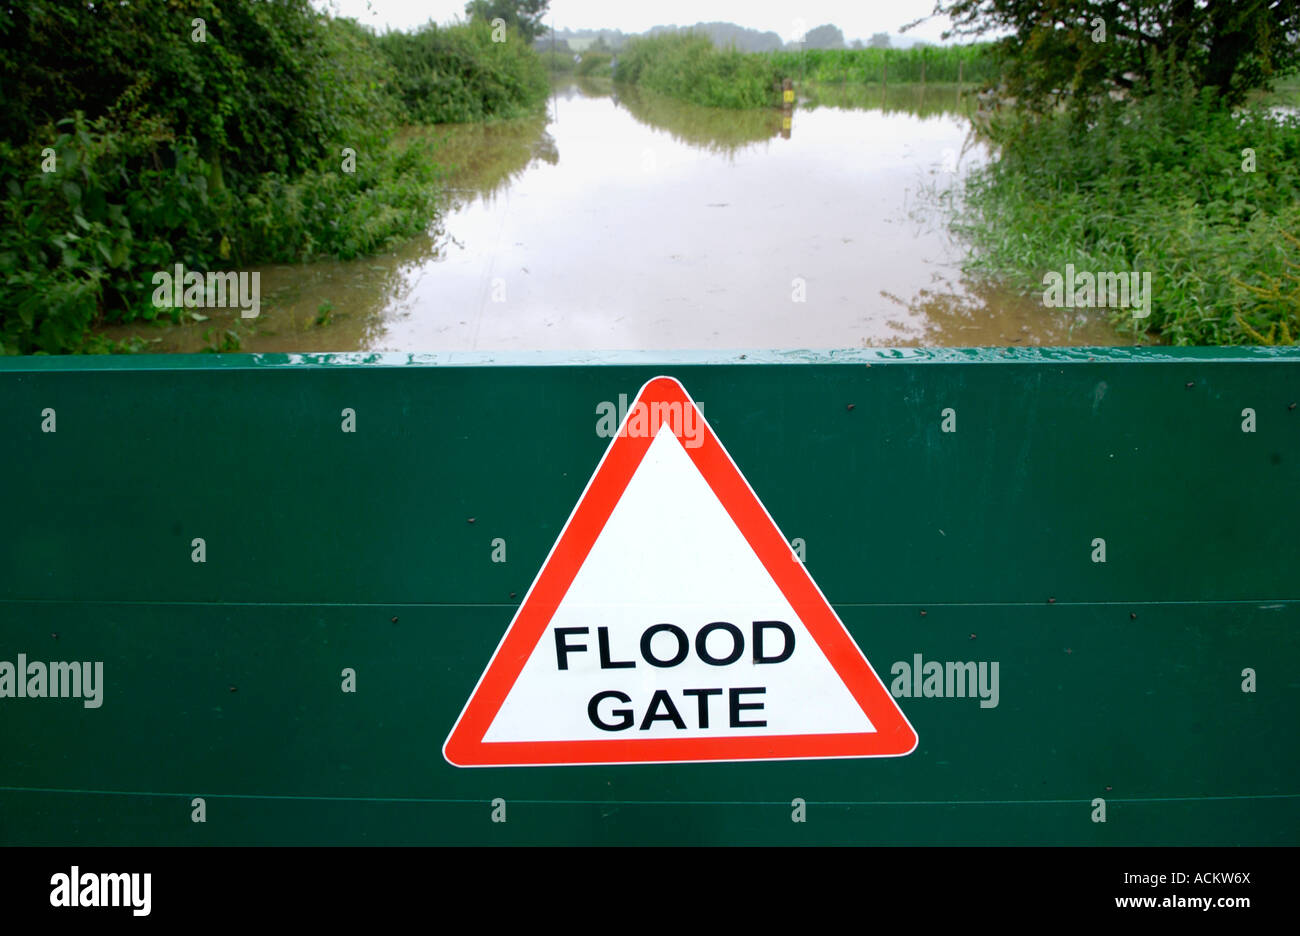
0, 347, 1297, 845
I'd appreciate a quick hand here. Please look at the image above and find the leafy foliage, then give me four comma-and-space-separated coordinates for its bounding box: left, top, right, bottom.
538, 49, 577, 73
576, 52, 614, 78
465, 0, 550, 44
0, 2, 545, 354
614, 33, 782, 109
0, 1, 398, 184
375, 20, 549, 124
955, 80, 1300, 345
935, 0, 1300, 111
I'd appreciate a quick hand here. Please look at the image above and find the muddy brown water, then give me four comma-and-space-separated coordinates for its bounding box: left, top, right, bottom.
99, 79, 1119, 353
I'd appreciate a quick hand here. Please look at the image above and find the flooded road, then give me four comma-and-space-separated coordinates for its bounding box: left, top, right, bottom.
102, 78, 1117, 352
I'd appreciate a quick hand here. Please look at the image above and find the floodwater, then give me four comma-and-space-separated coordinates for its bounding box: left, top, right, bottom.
101, 78, 1117, 352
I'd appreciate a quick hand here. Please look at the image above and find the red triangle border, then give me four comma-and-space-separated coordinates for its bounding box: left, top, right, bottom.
443, 376, 918, 766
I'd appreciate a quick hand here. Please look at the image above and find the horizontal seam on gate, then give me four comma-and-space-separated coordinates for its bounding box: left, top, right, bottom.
1, 787, 1298, 807
1, 598, 1297, 609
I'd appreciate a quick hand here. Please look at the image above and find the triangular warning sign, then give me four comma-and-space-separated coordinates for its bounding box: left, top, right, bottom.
444, 376, 917, 767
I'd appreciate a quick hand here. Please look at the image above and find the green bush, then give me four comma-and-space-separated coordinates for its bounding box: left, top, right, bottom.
375, 20, 549, 124
227, 136, 443, 264
955, 80, 1300, 345
537, 49, 576, 73
615, 33, 781, 109
0, 111, 443, 354
0, 3, 546, 354
576, 52, 613, 77
1, 1, 399, 187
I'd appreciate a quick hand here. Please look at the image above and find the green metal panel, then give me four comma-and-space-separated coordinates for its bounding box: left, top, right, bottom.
1, 348, 1297, 844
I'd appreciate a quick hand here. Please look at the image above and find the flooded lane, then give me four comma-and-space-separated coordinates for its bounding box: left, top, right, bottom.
101, 79, 1116, 352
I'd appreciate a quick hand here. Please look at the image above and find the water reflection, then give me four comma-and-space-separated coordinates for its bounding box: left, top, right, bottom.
102, 117, 561, 353
878, 274, 1110, 346
799, 82, 976, 120
612, 84, 788, 157
97, 77, 1123, 353
413, 117, 559, 206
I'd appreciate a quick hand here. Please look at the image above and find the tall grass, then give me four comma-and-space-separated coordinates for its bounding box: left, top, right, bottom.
769, 45, 997, 86
615, 33, 781, 109
956, 82, 1300, 345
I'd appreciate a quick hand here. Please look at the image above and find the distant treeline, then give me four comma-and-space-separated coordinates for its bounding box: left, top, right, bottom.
541, 21, 934, 54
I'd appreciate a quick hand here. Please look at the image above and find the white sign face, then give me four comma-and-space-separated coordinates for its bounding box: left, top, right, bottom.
444, 376, 916, 767
484, 425, 875, 743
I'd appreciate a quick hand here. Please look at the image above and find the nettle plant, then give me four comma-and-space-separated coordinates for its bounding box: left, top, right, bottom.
0, 115, 228, 353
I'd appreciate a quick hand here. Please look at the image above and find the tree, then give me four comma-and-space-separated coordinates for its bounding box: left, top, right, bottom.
868, 32, 892, 49
933, 0, 1300, 109
464, 0, 550, 43
802, 24, 847, 50
691, 21, 784, 52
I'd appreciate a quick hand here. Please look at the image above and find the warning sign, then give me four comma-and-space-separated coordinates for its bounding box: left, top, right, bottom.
443, 376, 917, 767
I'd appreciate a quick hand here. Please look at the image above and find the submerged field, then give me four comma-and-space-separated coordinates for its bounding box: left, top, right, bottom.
6, 4, 1296, 354
96, 77, 1117, 353
605, 33, 1298, 345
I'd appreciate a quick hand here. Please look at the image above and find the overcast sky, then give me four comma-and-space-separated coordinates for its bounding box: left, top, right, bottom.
316, 0, 962, 44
